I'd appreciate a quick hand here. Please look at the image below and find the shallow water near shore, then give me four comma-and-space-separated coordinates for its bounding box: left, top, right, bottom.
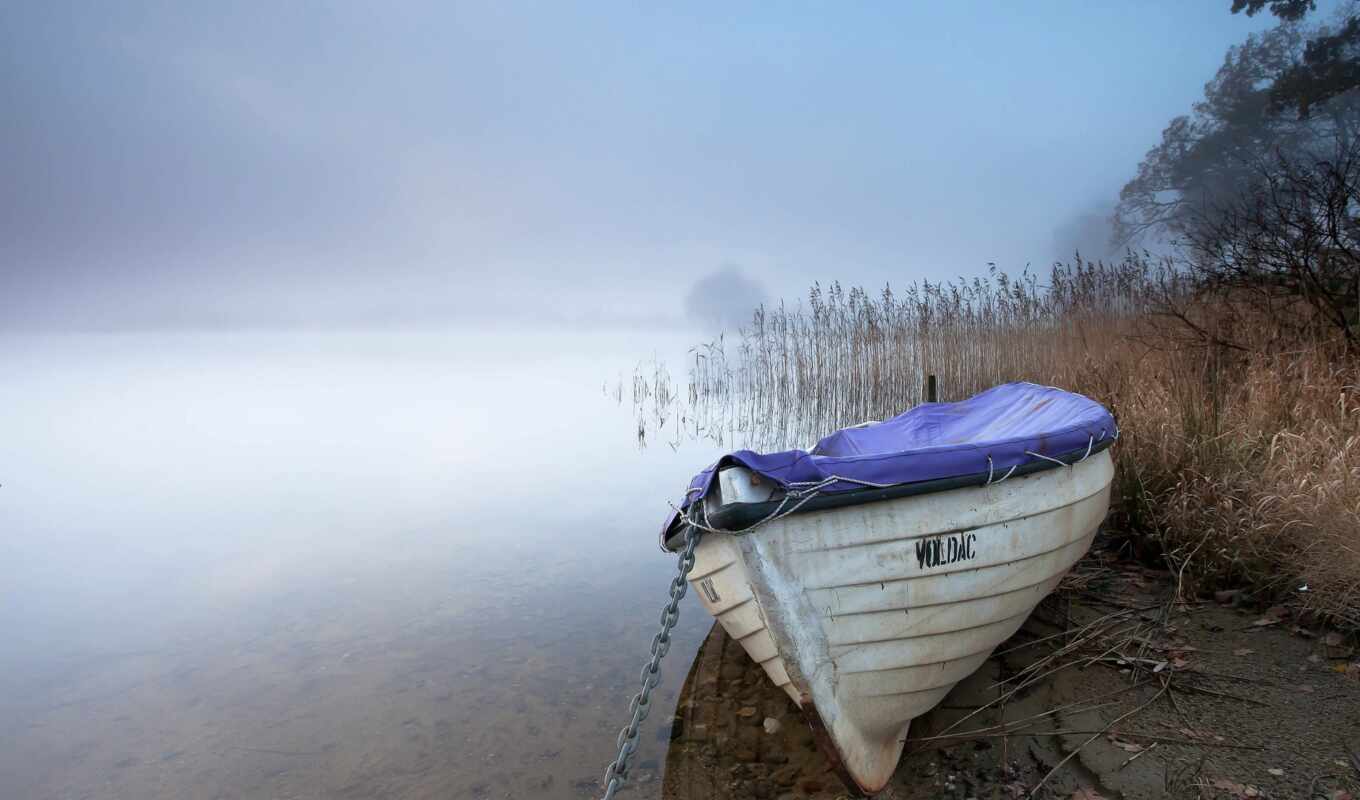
0, 329, 719, 799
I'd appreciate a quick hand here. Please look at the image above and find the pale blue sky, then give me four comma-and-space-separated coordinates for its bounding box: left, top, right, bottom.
1, 2, 1288, 329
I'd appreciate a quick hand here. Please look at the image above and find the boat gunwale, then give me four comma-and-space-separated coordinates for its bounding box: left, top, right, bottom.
663, 438, 1113, 549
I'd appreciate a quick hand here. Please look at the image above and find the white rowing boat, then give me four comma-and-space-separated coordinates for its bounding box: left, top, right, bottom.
661, 383, 1114, 793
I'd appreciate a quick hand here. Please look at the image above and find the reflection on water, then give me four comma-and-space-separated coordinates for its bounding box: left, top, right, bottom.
0, 330, 714, 799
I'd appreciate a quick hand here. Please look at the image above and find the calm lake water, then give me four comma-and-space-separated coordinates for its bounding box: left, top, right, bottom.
0, 329, 720, 800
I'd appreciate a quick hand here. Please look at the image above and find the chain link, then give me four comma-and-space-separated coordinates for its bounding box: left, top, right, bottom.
599, 523, 702, 799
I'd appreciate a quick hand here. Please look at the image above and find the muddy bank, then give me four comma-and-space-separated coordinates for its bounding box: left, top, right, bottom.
661, 560, 1360, 799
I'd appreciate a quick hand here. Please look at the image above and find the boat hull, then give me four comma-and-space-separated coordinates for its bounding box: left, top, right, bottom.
686, 450, 1113, 794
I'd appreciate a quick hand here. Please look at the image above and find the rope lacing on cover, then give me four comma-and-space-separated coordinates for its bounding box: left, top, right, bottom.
987, 428, 1109, 485
985, 456, 1018, 486
1021, 430, 1102, 470
676, 473, 898, 536
680, 428, 1113, 535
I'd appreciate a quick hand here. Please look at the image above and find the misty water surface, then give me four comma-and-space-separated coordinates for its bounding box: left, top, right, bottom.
0, 329, 718, 799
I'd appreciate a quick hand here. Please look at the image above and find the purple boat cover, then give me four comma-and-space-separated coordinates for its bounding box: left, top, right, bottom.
674, 381, 1115, 518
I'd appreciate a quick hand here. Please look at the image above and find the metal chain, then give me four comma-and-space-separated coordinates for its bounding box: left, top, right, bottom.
599, 523, 703, 799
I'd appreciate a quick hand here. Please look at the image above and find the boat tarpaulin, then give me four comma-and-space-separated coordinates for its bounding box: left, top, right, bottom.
668, 382, 1116, 533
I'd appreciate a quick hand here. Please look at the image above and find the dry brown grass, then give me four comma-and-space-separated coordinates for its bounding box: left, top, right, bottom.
661, 257, 1360, 627
1119, 344, 1360, 627
1016, 321, 1360, 629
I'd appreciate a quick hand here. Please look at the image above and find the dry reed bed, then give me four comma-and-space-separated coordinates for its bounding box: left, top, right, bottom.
642, 258, 1360, 627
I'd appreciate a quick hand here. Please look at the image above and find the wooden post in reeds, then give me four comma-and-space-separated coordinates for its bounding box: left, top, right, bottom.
926, 374, 937, 403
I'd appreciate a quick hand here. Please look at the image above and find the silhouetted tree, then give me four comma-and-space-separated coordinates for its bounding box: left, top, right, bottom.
1115, 7, 1360, 345
1233, 0, 1360, 118
1175, 137, 1360, 346
1231, 0, 1313, 22
1114, 23, 1328, 245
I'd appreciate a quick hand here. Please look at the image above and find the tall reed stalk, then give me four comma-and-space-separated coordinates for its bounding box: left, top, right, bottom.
678, 258, 1160, 451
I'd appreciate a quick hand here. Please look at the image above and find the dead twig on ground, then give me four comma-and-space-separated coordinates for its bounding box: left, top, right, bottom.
1119, 740, 1158, 770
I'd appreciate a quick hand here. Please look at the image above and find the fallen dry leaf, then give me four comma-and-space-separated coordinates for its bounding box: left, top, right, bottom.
1233, 648, 1257, 656
1250, 617, 1281, 628
1267, 767, 1284, 776
1106, 734, 1144, 753
1298, 684, 1316, 693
